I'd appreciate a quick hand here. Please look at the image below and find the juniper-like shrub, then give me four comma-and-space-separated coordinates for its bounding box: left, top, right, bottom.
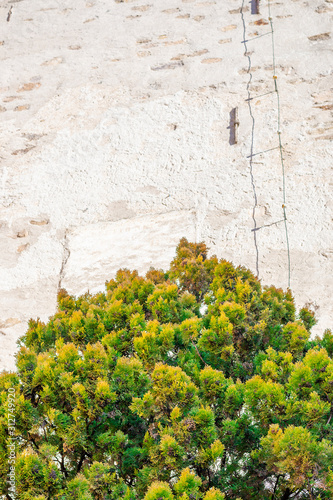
1, 238, 332, 500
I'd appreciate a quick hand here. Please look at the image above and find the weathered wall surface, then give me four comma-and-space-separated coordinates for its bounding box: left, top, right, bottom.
0, 0, 332, 371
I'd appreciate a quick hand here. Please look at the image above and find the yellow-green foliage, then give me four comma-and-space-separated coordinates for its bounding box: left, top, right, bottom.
256, 424, 333, 491
198, 312, 233, 356
0, 238, 331, 500
144, 481, 174, 500
281, 321, 309, 355
245, 376, 286, 426
174, 468, 202, 498
203, 488, 225, 500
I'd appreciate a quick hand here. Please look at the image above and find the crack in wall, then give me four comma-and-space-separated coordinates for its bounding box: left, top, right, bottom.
58, 230, 70, 292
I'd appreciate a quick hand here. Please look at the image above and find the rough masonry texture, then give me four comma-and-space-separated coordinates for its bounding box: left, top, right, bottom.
0, 0, 332, 371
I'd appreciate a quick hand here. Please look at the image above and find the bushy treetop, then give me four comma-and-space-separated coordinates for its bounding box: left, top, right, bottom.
1, 238, 332, 500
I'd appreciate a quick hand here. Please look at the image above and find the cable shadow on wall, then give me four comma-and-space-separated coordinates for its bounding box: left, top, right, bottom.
240, 0, 260, 279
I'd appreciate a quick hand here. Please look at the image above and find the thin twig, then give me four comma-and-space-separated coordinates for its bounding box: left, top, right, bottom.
191, 337, 208, 366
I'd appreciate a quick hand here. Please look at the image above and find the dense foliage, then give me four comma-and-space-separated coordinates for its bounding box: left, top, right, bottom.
1, 238, 333, 500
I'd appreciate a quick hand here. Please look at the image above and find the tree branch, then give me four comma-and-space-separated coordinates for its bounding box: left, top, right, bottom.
77, 450, 86, 473
272, 474, 280, 500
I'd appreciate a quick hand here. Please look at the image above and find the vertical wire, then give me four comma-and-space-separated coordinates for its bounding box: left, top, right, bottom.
267, 0, 291, 288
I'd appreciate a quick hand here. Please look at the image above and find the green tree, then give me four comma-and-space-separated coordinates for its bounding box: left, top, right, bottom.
0, 238, 332, 500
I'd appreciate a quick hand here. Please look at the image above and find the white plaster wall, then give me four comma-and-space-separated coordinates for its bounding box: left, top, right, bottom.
0, 0, 332, 370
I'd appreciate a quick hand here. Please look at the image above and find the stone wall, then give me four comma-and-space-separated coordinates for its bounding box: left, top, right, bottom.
0, 0, 332, 370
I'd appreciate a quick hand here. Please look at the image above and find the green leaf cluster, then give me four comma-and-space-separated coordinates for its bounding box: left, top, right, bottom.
0, 238, 332, 500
